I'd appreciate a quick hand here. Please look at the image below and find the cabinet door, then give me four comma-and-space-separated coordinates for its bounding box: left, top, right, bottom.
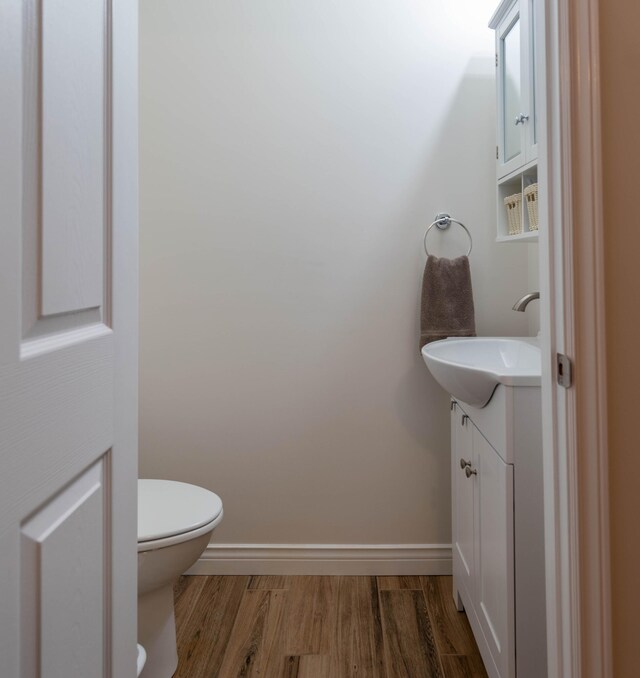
496, 0, 537, 178
496, 2, 525, 178
452, 407, 475, 600
474, 428, 515, 678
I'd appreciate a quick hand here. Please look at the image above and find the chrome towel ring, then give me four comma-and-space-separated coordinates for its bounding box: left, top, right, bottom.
424, 213, 473, 257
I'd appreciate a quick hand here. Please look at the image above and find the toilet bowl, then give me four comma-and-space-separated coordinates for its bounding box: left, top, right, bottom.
137, 644, 147, 677
137, 479, 223, 678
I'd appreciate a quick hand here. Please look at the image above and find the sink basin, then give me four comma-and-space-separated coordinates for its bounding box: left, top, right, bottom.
421, 337, 541, 408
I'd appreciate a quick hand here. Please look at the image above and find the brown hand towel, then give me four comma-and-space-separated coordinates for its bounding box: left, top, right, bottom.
420, 255, 476, 348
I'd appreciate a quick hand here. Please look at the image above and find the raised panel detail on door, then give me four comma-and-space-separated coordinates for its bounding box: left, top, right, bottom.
40, 0, 106, 317
20, 457, 109, 678
474, 428, 515, 678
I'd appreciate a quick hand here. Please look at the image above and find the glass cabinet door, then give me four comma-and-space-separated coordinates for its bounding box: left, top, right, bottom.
502, 14, 522, 164
495, 0, 537, 178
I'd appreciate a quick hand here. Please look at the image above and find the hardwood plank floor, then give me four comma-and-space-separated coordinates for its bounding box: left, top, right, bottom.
379, 590, 442, 678
173, 575, 488, 678
332, 576, 386, 677
217, 588, 287, 676
173, 576, 249, 678
420, 577, 479, 657
283, 576, 338, 656
440, 654, 488, 678
376, 576, 422, 591
248, 575, 291, 591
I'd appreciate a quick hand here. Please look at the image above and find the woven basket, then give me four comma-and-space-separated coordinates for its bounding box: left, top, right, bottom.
504, 193, 523, 235
524, 182, 539, 231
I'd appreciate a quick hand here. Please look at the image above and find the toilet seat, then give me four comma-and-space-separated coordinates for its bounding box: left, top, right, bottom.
138, 479, 223, 552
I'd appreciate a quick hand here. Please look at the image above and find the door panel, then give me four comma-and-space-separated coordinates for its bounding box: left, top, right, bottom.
497, 3, 526, 178
502, 13, 522, 163
41, 0, 106, 315
452, 408, 475, 597
21, 459, 108, 678
22, 0, 110, 338
0, 1, 138, 676
474, 428, 515, 678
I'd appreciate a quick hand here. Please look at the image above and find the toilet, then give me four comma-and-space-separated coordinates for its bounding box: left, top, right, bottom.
137, 479, 223, 678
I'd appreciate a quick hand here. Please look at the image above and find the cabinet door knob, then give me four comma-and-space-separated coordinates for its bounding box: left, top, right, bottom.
515, 113, 530, 125
459, 458, 471, 469
461, 414, 469, 426
450, 400, 457, 411
465, 466, 478, 478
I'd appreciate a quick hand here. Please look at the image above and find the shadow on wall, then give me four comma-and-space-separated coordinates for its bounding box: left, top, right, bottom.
393, 56, 530, 445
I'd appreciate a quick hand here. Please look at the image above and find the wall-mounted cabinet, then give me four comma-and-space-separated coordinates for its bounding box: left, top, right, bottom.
491, 0, 539, 242
492, 0, 537, 178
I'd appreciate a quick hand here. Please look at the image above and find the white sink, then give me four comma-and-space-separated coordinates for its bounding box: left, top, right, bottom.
421, 337, 541, 408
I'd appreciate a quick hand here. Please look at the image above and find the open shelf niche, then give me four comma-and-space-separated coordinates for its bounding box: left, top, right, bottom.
496, 163, 539, 242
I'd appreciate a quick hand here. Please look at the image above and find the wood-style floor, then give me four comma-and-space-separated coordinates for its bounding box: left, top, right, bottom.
173, 575, 488, 678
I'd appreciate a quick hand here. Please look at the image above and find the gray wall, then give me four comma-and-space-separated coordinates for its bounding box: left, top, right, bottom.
139, 0, 530, 547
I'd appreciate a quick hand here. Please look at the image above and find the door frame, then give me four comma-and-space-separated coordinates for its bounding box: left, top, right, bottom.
540, 0, 612, 677
111, 0, 139, 674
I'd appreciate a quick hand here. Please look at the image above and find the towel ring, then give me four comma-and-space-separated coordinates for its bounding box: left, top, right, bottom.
424, 213, 473, 257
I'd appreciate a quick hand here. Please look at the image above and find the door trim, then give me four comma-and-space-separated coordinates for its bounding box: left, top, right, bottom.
542, 0, 612, 677
110, 0, 139, 674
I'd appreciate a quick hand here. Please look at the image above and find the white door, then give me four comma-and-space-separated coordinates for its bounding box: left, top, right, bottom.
0, 1, 138, 677
474, 430, 515, 678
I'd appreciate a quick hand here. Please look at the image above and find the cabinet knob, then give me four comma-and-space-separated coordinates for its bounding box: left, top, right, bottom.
450, 400, 457, 411
461, 414, 469, 426
459, 458, 471, 469
515, 113, 530, 125
465, 466, 478, 478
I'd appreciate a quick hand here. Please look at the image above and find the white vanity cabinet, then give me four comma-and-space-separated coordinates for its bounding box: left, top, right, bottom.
450, 386, 546, 678
451, 402, 515, 678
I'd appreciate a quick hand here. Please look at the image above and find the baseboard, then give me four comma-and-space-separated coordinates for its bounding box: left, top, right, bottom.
186, 543, 452, 576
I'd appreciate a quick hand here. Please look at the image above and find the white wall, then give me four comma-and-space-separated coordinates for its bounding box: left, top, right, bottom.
139, 0, 530, 548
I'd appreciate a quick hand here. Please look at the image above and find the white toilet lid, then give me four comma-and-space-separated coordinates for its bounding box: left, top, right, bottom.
138, 479, 223, 543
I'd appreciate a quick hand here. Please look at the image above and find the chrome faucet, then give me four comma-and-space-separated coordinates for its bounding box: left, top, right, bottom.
512, 292, 540, 312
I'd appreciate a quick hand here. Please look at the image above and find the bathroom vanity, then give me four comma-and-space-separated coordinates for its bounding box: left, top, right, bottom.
422, 338, 547, 678
451, 387, 545, 678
